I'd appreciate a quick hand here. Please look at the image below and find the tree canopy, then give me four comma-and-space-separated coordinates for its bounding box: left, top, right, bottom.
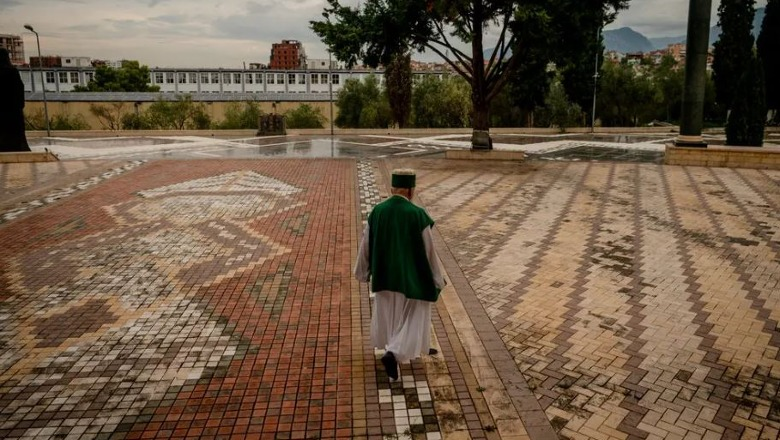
757, 0, 779, 120
73, 60, 160, 92
311, 0, 628, 147
712, 0, 757, 111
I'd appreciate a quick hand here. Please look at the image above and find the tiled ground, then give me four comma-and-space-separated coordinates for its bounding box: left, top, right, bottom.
2, 148, 779, 440
402, 158, 780, 440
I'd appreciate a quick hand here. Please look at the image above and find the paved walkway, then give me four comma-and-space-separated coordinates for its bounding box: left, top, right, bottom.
1, 135, 779, 440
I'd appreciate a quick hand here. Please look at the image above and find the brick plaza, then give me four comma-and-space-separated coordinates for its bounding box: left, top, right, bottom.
1, 135, 779, 439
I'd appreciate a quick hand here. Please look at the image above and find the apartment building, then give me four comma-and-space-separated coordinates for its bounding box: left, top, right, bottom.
0, 33, 25, 66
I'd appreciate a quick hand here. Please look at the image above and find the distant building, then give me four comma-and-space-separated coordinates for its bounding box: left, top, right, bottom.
248, 62, 268, 70
625, 52, 644, 66
306, 58, 339, 70
0, 34, 25, 66
667, 43, 686, 63
61, 56, 92, 67
92, 59, 124, 68
29, 55, 62, 68
269, 40, 306, 70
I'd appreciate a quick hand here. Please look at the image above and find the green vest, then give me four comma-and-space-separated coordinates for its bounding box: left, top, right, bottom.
368, 195, 440, 302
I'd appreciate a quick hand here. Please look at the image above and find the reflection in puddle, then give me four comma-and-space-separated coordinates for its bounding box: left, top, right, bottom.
237, 138, 400, 158
29, 137, 188, 148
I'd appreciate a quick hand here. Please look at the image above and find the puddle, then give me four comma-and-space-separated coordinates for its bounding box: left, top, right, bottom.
529, 145, 665, 163
234, 138, 403, 158
29, 137, 189, 148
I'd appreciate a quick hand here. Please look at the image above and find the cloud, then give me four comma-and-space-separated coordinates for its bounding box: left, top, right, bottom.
0, 0, 22, 9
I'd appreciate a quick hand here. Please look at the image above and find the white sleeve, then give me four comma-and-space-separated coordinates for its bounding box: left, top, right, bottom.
422, 225, 447, 290
354, 223, 371, 282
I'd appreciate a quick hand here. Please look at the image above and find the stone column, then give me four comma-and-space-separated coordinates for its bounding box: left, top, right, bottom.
676, 0, 712, 147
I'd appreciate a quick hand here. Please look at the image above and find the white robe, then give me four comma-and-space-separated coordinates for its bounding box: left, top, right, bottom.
355, 223, 446, 363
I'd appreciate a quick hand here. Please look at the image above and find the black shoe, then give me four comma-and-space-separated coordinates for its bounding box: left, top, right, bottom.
381, 351, 398, 381
428, 348, 438, 355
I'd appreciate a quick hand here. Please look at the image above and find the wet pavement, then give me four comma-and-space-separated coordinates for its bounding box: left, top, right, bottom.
1, 134, 779, 440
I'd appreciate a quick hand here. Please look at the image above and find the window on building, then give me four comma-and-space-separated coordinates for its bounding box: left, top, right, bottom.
189, 73, 198, 83
223, 73, 232, 84
256, 73, 263, 84
201, 73, 210, 84
165, 72, 174, 83
155, 72, 164, 83
288, 74, 295, 84
178, 73, 186, 84
277, 74, 285, 84
59, 71, 68, 83
234, 73, 242, 84
245, 73, 253, 84
211, 73, 220, 83
85, 72, 94, 82
46, 72, 55, 83
70, 72, 79, 83
298, 74, 306, 84
267, 74, 274, 84
320, 73, 328, 84
311, 74, 319, 84
331, 74, 340, 85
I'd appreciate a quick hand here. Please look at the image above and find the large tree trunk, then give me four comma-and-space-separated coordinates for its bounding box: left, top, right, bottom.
470, 4, 492, 150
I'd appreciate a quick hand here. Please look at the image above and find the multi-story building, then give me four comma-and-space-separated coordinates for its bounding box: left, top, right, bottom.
269, 40, 306, 70
29, 55, 62, 68
20, 65, 446, 95
0, 33, 25, 66
306, 58, 339, 70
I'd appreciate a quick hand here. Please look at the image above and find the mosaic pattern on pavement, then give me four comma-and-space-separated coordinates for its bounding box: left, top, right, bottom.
0, 160, 358, 439
410, 160, 780, 440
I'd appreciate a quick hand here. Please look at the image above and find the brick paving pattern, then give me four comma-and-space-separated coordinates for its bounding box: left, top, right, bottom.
2, 147, 780, 440
407, 159, 780, 440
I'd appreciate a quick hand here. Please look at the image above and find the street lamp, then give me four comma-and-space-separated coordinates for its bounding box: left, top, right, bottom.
591, 25, 601, 133
24, 24, 50, 137
328, 51, 334, 136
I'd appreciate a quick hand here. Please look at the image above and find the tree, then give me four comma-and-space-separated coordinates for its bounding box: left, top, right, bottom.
285, 104, 327, 129
652, 55, 685, 122
144, 95, 211, 130
726, 54, 765, 146
384, 51, 412, 128
335, 75, 392, 128
73, 60, 160, 92
89, 103, 128, 130
215, 101, 263, 129
596, 61, 659, 127
538, 72, 583, 131
411, 75, 471, 128
757, 0, 779, 123
312, 0, 628, 148
712, 0, 756, 112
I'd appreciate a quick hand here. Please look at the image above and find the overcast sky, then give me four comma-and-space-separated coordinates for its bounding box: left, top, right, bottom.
0, 0, 768, 68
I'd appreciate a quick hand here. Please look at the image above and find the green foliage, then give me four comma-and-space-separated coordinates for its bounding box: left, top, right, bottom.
89, 103, 128, 130
713, 0, 757, 110
142, 95, 211, 130
284, 104, 327, 129
411, 75, 471, 128
215, 101, 264, 129
73, 60, 160, 92
24, 108, 89, 130
726, 54, 766, 146
312, 0, 628, 135
384, 52, 412, 128
335, 75, 392, 128
535, 74, 583, 131
596, 62, 660, 127
121, 113, 153, 130
757, 0, 779, 117
651, 55, 685, 122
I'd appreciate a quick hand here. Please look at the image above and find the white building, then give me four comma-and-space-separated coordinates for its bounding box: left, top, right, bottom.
61, 56, 92, 67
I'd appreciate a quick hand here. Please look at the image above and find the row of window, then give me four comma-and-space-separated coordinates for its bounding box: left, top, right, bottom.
152, 72, 341, 86
44, 71, 94, 84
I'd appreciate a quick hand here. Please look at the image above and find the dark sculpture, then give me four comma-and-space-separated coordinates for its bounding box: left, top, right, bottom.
0, 48, 31, 152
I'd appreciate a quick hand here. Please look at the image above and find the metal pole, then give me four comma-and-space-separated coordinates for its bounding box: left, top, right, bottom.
329, 51, 334, 136
591, 25, 601, 133
676, 0, 712, 147
25, 25, 50, 137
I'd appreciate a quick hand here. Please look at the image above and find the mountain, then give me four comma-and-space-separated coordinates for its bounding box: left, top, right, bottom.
605, 7, 766, 53
603, 27, 655, 53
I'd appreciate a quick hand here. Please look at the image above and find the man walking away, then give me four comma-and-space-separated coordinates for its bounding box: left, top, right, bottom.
355, 168, 446, 381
